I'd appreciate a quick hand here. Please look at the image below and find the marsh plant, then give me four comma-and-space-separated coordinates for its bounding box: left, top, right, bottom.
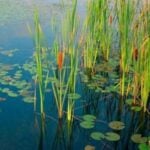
33, 10, 49, 118
51, 0, 80, 121
32, 0, 150, 122
81, 0, 113, 74
114, 0, 150, 112
129, 3, 150, 112
116, 0, 137, 98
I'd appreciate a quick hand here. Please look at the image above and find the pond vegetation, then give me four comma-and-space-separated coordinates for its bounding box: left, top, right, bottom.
0, 0, 149, 150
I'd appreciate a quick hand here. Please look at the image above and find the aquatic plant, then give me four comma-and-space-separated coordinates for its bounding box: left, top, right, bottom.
50, 49, 68, 119
116, 0, 136, 97
128, 2, 150, 111
82, 0, 112, 74
33, 10, 49, 118
53, 0, 79, 121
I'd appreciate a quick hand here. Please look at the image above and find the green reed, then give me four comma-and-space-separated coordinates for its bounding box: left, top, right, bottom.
131, 2, 150, 111
33, 10, 49, 118
66, 0, 79, 122
51, 0, 79, 120
51, 54, 70, 119
116, 0, 136, 97
82, 0, 112, 72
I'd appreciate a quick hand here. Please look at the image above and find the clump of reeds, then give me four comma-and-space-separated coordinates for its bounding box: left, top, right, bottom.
81, 0, 113, 73
116, 0, 136, 98
50, 0, 79, 121
131, 1, 150, 111
33, 10, 49, 118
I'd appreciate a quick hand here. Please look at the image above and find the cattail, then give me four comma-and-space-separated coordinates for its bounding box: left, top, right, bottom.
109, 15, 113, 25
132, 48, 138, 61
57, 51, 64, 70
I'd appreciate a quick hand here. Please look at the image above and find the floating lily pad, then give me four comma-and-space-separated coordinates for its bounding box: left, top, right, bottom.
131, 106, 142, 112
7, 92, 18, 97
68, 93, 81, 100
105, 85, 117, 92
131, 134, 147, 143
23, 97, 35, 103
105, 132, 120, 141
109, 121, 125, 130
0, 97, 6, 102
84, 145, 95, 150
126, 99, 133, 105
2, 88, 10, 93
138, 143, 150, 150
95, 87, 102, 93
83, 114, 96, 122
90, 132, 105, 140
80, 121, 95, 129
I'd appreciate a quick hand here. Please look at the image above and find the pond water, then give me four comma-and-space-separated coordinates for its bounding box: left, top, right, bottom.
0, 0, 149, 150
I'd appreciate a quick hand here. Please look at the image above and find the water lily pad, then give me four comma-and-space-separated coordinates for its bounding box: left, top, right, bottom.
80, 121, 94, 129
105, 86, 117, 92
95, 87, 102, 93
68, 93, 81, 100
131, 106, 142, 112
0, 97, 6, 102
126, 99, 133, 105
2, 88, 10, 93
7, 91, 18, 97
84, 145, 95, 150
105, 132, 120, 141
83, 114, 96, 122
131, 134, 147, 143
109, 121, 125, 130
23, 97, 35, 103
90, 132, 105, 140
138, 143, 150, 150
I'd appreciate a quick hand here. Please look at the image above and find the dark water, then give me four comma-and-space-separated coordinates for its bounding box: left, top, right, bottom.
0, 0, 149, 150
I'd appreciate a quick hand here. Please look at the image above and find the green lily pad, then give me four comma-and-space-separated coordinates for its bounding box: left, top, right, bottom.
105, 86, 117, 92
131, 134, 147, 143
138, 143, 150, 150
95, 87, 102, 92
105, 132, 120, 141
108, 121, 125, 130
68, 93, 81, 100
84, 145, 95, 150
83, 114, 96, 122
7, 92, 18, 97
90, 132, 105, 140
2, 88, 10, 93
0, 97, 6, 102
23, 97, 35, 103
126, 99, 133, 105
131, 106, 142, 112
80, 121, 95, 129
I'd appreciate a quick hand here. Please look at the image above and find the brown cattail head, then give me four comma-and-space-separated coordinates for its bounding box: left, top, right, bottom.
57, 51, 64, 70
132, 48, 138, 61
109, 15, 113, 25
